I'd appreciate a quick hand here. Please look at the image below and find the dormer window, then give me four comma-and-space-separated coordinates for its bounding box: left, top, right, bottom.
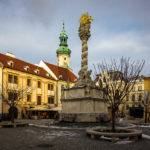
34, 69, 40, 74
24, 66, 29, 71
46, 73, 51, 77
59, 75, 63, 79
7, 60, 14, 67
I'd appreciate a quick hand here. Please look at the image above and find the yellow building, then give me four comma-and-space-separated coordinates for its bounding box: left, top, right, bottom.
0, 25, 77, 119
95, 70, 145, 118
144, 76, 150, 102
144, 76, 150, 119
122, 79, 144, 117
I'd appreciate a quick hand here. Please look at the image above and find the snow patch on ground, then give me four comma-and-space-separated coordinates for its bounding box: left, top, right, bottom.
100, 136, 119, 141
138, 125, 150, 128
142, 134, 150, 139
25, 127, 80, 138
116, 140, 133, 144
100, 136, 134, 144
42, 130, 80, 137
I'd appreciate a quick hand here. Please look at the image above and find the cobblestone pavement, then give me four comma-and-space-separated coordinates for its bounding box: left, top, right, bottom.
0, 125, 150, 150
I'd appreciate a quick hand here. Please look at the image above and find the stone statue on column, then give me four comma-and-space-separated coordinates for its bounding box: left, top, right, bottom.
75, 13, 94, 87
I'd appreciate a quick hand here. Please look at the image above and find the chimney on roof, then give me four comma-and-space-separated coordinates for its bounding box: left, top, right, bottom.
6, 52, 15, 58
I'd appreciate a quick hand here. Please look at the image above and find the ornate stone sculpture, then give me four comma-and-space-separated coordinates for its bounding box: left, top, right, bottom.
60, 13, 109, 123
75, 13, 94, 87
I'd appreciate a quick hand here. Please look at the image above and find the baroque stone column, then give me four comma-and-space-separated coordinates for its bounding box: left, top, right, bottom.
75, 13, 94, 87
79, 22, 90, 72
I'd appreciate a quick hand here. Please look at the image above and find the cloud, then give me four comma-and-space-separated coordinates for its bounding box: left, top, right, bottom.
23, 0, 58, 26
87, 31, 150, 75
0, 0, 150, 76
0, 19, 59, 64
0, 0, 58, 27
89, 31, 150, 54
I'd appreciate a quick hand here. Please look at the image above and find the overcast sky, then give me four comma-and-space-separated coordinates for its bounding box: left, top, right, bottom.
0, 0, 150, 76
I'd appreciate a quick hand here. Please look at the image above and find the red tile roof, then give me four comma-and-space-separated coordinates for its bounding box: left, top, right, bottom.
0, 52, 55, 80
44, 61, 77, 83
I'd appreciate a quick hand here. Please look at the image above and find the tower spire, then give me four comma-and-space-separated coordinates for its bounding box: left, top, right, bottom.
56, 23, 72, 70
59, 23, 68, 47
63, 22, 65, 30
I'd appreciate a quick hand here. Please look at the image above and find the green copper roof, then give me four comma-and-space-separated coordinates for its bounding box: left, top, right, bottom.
60, 28, 68, 39
56, 46, 71, 55
56, 23, 71, 56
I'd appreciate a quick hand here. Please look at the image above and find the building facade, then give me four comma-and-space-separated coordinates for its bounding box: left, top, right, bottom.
144, 76, 150, 120
0, 25, 77, 119
121, 79, 144, 118
95, 70, 145, 118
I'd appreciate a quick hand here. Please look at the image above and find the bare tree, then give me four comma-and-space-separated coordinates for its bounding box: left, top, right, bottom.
94, 57, 145, 132
1, 82, 33, 123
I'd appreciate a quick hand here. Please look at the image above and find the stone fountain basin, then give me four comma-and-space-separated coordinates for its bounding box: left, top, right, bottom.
86, 127, 142, 142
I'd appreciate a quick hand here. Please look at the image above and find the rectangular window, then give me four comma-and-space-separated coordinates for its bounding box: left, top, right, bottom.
50, 84, 54, 91
138, 86, 142, 91
139, 94, 142, 101
8, 92, 18, 101
126, 105, 129, 110
48, 97, 54, 104
38, 81, 41, 88
48, 84, 50, 90
8, 75, 13, 83
8, 92, 13, 100
27, 95, 31, 102
14, 76, 18, 84
27, 79, 31, 87
8, 74, 18, 84
37, 96, 41, 105
48, 83, 54, 91
132, 95, 135, 101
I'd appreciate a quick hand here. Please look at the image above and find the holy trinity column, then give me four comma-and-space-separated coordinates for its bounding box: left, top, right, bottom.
75, 13, 94, 87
